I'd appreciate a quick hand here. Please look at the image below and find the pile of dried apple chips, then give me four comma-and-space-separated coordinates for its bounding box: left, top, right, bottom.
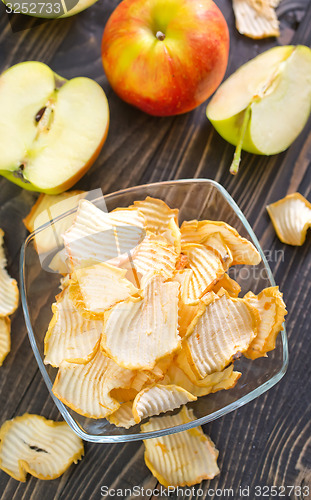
41, 195, 287, 486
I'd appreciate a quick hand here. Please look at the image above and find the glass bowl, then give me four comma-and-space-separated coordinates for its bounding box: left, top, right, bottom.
20, 179, 288, 443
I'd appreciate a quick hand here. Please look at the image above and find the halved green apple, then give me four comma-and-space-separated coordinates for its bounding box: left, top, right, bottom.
206, 45, 311, 174
0, 62, 109, 194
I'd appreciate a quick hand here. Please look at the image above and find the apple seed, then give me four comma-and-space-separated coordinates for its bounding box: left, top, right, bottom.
35, 107, 47, 123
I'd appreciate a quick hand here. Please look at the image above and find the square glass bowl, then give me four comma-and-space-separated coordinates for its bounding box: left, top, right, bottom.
20, 179, 288, 443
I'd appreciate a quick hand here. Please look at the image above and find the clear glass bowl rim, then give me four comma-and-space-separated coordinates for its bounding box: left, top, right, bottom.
20, 178, 288, 443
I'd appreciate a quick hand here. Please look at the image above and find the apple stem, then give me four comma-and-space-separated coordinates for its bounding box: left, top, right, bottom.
156, 31, 166, 41
229, 104, 252, 175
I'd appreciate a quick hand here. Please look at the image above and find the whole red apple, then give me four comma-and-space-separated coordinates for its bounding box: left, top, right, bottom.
102, 0, 229, 116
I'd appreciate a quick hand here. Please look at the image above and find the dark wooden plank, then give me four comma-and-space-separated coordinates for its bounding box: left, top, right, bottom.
0, 0, 310, 498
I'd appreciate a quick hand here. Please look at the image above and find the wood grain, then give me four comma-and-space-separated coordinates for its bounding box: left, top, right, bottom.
0, 0, 310, 498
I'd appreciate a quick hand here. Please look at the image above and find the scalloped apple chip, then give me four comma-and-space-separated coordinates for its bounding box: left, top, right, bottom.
164, 363, 241, 397
142, 406, 219, 487
267, 193, 311, 246
109, 207, 147, 254
101, 275, 180, 370
232, 0, 280, 39
170, 270, 199, 337
0, 414, 83, 481
132, 384, 196, 424
203, 232, 233, 270
129, 364, 166, 393
131, 196, 178, 235
244, 287, 287, 359
44, 288, 102, 367
106, 402, 137, 429
176, 347, 239, 387
182, 244, 225, 304
163, 217, 181, 254
130, 234, 179, 283
0, 317, 10, 366
212, 273, 241, 297
52, 350, 135, 419
0, 229, 19, 317
184, 290, 258, 378
63, 199, 146, 269
181, 220, 261, 265
48, 248, 70, 275
110, 387, 138, 403
69, 262, 139, 319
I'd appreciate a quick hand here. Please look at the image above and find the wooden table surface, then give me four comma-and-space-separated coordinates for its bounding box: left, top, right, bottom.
0, 1, 310, 499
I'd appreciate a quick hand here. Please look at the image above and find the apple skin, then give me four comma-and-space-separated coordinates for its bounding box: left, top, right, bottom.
101, 0, 229, 116
0, 126, 109, 195
208, 113, 263, 155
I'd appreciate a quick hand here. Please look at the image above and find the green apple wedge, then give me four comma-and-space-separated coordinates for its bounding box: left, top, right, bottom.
0, 62, 109, 194
206, 45, 311, 174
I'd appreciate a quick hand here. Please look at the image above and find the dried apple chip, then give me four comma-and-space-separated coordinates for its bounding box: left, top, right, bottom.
48, 248, 69, 275
109, 207, 147, 254
23, 191, 86, 254
244, 287, 287, 359
132, 196, 178, 234
106, 402, 136, 429
130, 234, 179, 282
63, 199, 145, 269
132, 384, 196, 424
181, 220, 261, 265
110, 387, 138, 403
163, 217, 181, 254
165, 363, 241, 397
212, 273, 241, 297
129, 365, 166, 393
53, 350, 135, 418
69, 262, 139, 319
175, 349, 202, 384
0, 229, 19, 317
101, 275, 180, 370
203, 232, 233, 270
182, 244, 225, 304
142, 406, 219, 487
44, 288, 102, 367
178, 303, 199, 338
267, 193, 311, 246
23, 191, 86, 233
0, 316, 10, 366
171, 270, 199, 337
232, 0, 280, 40
184, 290, 258, 378
0, 414, 83, 481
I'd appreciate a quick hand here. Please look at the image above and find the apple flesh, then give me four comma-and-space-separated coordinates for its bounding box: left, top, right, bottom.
59, 0, 99, 17
0, 62, 109, 194
206, 45, 311, 174
102, 0, 229, 116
